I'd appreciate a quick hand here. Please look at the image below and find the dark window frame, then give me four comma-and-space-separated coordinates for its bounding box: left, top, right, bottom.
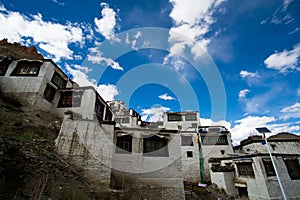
262, 158, 276, 177
185, 113, 197, 121
115, 135, 133, 154
284, 158, 300, 180
10, 61, 42, 76
104, 107, 113, 121
0, 58, 12, 76
187, 151, 193, 158
237, 162, 255, 178
167, 113, 182, 121
51, 71, 67, 89
201, 135, 228, 145
181, 135, 194, 146
57, 91, 82, 108
143, 135, 169, 157
95, 95, 105, 120
43, 84, 56, 102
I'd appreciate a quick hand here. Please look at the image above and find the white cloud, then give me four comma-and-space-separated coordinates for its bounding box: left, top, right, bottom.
94, 2, 117, 40
66, 64, 119, 101
288, 27, 300, 35
297, 88, 300, 96
51, 0, 65, 6
96, 84, 119, 101
280, 102, 300, 120
264, 43, 300, 73
200, 118, 231, 128
158, 93, 176, 101
167, 0, 226, 63
201, 116, 300, 145
260, 0, 294, 25
238, 89, 250, 99
0, 6, 84, 61
87, 47, 123, 71
141, 107, 171, 122
230, 116, 276, 145
240, 70, 258, 78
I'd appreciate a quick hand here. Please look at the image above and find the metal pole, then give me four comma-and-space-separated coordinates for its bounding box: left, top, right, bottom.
197, 132, 205, 183
263, 133, 287, 200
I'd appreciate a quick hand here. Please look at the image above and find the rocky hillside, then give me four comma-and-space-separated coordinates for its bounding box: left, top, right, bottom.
0, 92, 114, 200
0, 39, 44, 60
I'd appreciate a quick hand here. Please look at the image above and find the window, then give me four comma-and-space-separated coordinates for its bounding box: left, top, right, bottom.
104, 107, 113, 121
181, 136, 194, 146
185, 113, 197, 121
122, 117, 129, 123
0, 57, 12, 76
43, 84, 56, 102
115, 135, 132, 154
51, 72, 67, 89
237, 162, 255, 178
187, 151, 193, 158
58, 91, 82, 108
11, 61, 42, 76
262, 158, 276, 177
201, 135, 228, 145
167, 113, 182, 121
95, 96, 105, 120
284, 158, 300, 180
143, 135, 169, 157
220, 150, 225, 155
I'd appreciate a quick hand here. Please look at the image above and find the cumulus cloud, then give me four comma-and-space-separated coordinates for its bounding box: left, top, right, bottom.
166, 0, 226, 64
94, 2, 117, 40
66, 64, 119, 101
238, 89, 250, 99
240, 70, 259, 78
87, 47, 123, 70
158, 93, 176, 101
264, 43, 300, 73
0, 5, 84, 61
230, 116, 276, 145
280, 102, 300, 120
141, 107, 171, 122
201, 116, 300, 145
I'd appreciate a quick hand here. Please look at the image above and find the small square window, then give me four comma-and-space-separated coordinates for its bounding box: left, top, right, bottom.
187, 151, 193, 158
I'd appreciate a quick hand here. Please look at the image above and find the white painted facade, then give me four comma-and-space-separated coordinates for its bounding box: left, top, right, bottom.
209, 133, 300, 199
0, 58, 76, 117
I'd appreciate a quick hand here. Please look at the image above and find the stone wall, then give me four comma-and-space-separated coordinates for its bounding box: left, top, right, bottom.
55, 113, 115, 189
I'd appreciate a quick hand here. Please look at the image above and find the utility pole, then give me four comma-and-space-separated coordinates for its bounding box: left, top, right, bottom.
197, 131, 205, 183
256, 127, 287, 200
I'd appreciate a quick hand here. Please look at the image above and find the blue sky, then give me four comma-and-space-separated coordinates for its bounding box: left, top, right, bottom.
0, 0, 299, 144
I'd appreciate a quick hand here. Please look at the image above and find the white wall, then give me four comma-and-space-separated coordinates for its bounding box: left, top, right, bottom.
55, 114, 115, 189
112, 130, 185, 199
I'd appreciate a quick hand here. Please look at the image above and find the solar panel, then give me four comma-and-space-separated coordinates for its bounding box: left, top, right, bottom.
255, 127, 271, 133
